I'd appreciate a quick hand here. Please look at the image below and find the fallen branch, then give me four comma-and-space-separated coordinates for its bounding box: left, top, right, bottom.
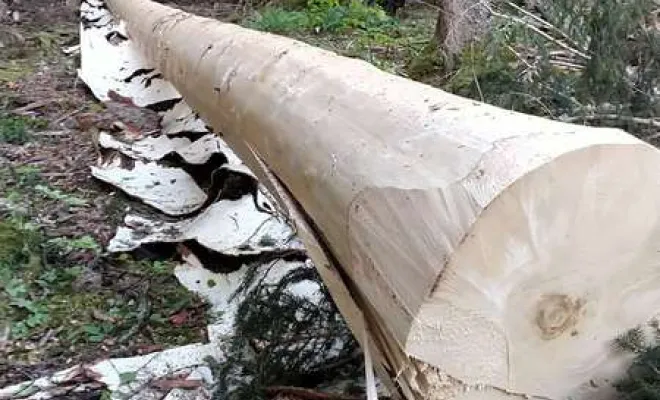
485, 3, 591, 60
53, 105, 87, 126
501, 0, 585, 51
10, 100, 54, 115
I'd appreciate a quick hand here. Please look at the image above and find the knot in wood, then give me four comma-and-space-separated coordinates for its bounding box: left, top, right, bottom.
535, 294, 584, 340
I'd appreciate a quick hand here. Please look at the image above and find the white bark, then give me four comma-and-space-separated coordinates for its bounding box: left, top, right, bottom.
103, 1, 660, 398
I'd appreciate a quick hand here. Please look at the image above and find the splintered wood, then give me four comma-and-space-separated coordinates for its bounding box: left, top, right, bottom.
103, 0, 660, 398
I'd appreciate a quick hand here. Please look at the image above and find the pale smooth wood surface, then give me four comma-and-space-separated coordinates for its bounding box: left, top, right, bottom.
103, 1, 660, 398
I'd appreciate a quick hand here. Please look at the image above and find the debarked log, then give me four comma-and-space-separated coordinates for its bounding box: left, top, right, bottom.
102, 1, 660, 398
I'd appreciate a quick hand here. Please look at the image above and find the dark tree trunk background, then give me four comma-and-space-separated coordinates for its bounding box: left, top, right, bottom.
434, 0, 492, 55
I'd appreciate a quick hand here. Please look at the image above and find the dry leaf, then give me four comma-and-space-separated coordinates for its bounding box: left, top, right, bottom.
168, 310, 189, 326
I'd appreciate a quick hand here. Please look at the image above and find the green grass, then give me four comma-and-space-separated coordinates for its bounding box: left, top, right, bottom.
248, 8, 311, 33
245, 2, 434, 75
14, 165, 42, 187
246, 0, 395, 34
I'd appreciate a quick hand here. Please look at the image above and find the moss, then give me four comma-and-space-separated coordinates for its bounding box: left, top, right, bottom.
43, 293, 107, 339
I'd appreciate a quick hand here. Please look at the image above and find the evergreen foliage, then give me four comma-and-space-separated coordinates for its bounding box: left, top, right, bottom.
211, 261, 362, 400
413, 0, 659, 136
614, 325, 660, 400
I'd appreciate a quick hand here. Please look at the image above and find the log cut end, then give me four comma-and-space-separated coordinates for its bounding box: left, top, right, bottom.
406, 142, 660, 399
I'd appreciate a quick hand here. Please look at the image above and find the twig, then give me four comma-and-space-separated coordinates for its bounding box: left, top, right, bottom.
213, 215, 279, 253
37, 328, 62, 347
501, 0, 585, 51
405, 0, 440, 12
485, 4, 591, 60
509, 91, 556, 118
54, 106, 87, 126
118, 283, 152, 344
312, 349, 363, 375
32, 131, 72, 137
469, 44, 485, 102
41, 172, 73, 178
505, 44, 534, 70
548, 59, 584, 71
265, 386, 364, 400
10, 100, 54, 115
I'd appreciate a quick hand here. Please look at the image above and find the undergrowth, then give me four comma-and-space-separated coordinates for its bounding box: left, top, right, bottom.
245, 0, 433, 74
409, 0, 659, 136
0, 213, 207, 366
0, 114, 47, 144
613, 326, 660, 399
249, 0, 659, 137
211, 262, 362, 399
0, 216, 81, 339
246, 0, 395, 34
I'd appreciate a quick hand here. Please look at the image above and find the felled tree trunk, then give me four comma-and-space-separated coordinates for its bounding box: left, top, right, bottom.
104, 0, 660, 399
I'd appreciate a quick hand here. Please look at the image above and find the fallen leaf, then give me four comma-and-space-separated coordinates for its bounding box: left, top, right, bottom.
168, 310, 189, 326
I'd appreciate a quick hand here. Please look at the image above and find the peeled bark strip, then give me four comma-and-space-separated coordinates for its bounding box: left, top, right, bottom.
104, 0, 660, 398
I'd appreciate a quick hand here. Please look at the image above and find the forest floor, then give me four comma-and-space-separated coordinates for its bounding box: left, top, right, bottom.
0, 1, 222, 389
